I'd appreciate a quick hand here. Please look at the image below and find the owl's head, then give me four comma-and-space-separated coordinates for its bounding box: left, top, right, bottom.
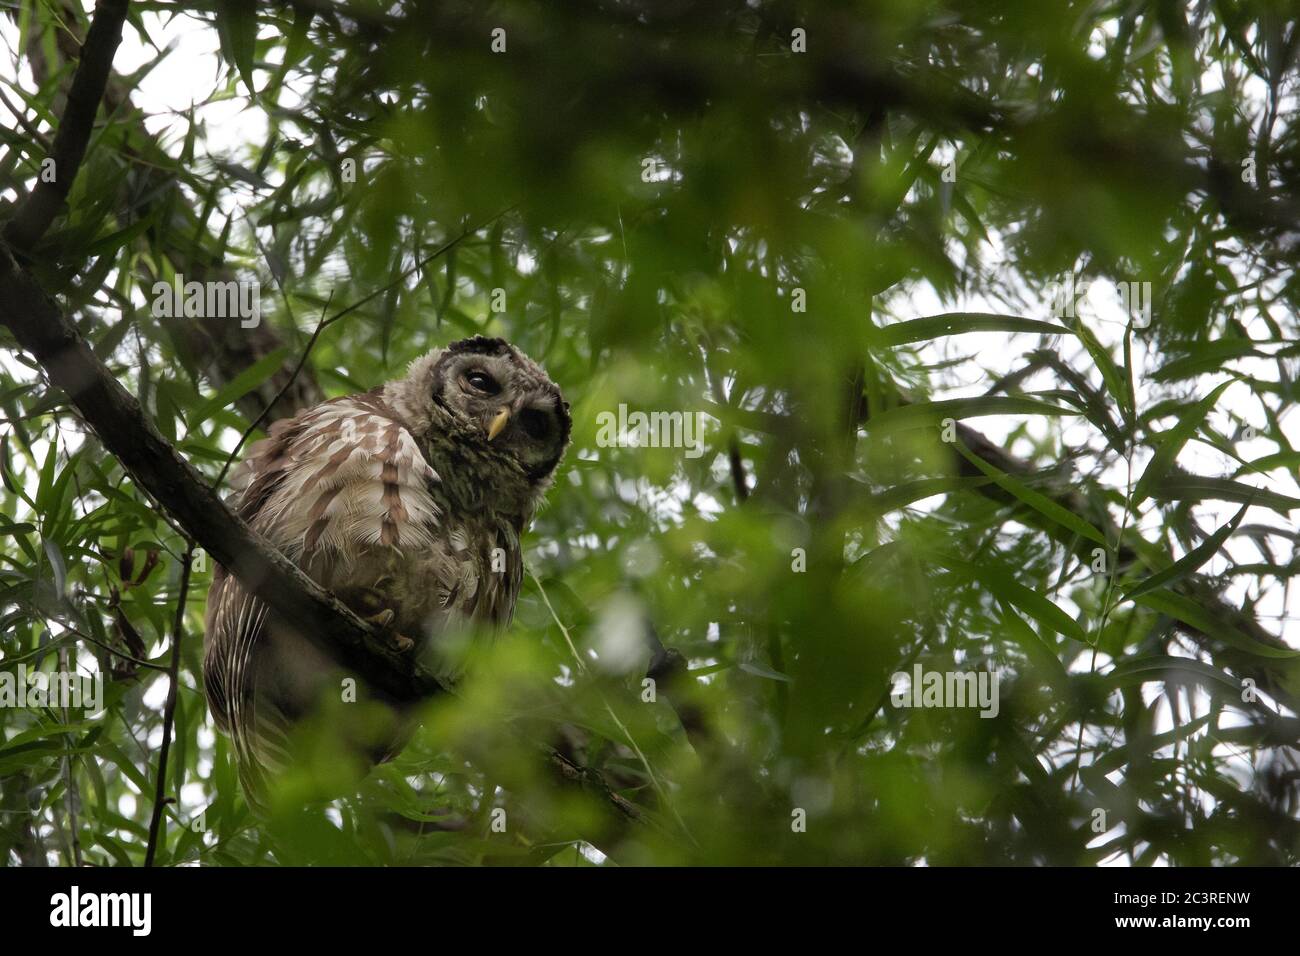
389, 336, 571, 507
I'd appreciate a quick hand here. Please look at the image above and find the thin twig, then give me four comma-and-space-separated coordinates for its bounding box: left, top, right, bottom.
144, 543, 192, 867
727, 438, 750, 502
63, 622, 166, 672
529, 570, 695, 844
211, 206, 517, 490
212, 290, 334, 490
57, 645, 83, 867
318, 205, 518, 333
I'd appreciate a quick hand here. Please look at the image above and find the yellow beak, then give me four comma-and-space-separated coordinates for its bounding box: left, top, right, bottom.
487, 407, 511, 441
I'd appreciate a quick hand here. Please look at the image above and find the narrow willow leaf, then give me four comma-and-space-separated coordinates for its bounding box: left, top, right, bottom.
0, 436, 33, 506
215, 0, 259, 96
997, 601, 1071, 688
1133, 380, 1232, 504
34, 436, 58, 513
1132, 590, 1300, 659
186, 347, 289, 431
1152, 341, 1258, 381
1091, 714, 1213, 774
930, 551, 1086, 643
865, 396, 1077, 433
1122, 499, 1251, 601
738, 660, 792, 683
1075, 319, 1133, 424
1150, 476, 1299, 514
41, 538, 67, 599
1234, 450, 1300, 477
866, 475, 993, 515
955, 442, 1108, 545
1102, 656, 1244, 697
877, 313, 1072, 347
83, 216, 155, 258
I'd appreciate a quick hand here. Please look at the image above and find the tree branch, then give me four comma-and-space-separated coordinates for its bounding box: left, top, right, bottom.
876, 394, 1300, 711
3, 0, 130, 253
10, 0, 325, 423
0, 242, 445, 704
0, 244, 662, 839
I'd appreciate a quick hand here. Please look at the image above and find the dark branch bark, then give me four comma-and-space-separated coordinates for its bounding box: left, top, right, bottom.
548, 751, 644, 824
3, 0, 130, 253
645, 639, 709, 752
12, 0, 324, 424
878, 395, 1300, 712
727, 439, 750, 503
0, 243, 445, 703
0, 245, 662, 838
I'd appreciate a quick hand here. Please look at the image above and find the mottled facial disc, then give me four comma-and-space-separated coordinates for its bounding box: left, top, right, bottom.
431, 336, 571, 482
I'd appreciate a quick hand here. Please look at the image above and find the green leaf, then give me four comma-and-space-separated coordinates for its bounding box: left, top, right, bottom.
955, 442, 1108, 546
83, 215, 156, 258
929, 551, 1087, 644
34, 435, 59, 513
1074, 319, 1133, 424
41, 537, 66, 599
876, 313, 1072, 347
1133, 380, 1232, 504
1, 435, 34, 506
1149, 476, 1299, 514
865, 396, 1078, 434
997, 601, 1071, 688
1131, 590, 1300, 659
1122, 499, 1251, 601
215, 0, 259, 95
266, 4, 313, 103
738, 659, 792, 682
1234, 450, 1300, 477
1102, 656, 1244, 696
186, 347, 288, 431
1152, 341, 1258, 381
865, 475, 993, 515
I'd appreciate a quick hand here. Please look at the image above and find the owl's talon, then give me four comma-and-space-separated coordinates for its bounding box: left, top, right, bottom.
361, 608, 413, 653
366, 608, 397, 629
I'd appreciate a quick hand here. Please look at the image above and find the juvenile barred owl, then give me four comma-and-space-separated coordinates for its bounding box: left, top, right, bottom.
203, 336, 570, 803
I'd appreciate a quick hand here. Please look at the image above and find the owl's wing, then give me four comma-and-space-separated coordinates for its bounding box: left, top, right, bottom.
202, 395, 442, 790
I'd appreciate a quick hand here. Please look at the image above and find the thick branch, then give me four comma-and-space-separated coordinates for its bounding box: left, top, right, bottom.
0, 243, 443, 703
12, 0, 323, 423
3, 0, 130, 253
0, 245, 662, 837
866, 394, 1300, 710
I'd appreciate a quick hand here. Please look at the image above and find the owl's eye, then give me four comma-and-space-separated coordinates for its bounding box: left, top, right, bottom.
464, 370, 500, 395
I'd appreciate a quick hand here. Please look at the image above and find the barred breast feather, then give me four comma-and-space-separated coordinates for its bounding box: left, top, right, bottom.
203, 391, 446, 798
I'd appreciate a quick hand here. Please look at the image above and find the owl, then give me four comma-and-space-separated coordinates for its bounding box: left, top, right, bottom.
203, 336, 570, 804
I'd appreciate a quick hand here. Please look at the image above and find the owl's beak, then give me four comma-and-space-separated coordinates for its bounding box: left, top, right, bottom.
487, 406, 511, 441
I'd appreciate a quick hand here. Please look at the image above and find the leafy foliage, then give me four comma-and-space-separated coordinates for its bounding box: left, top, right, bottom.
1, 0, 1299, 866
